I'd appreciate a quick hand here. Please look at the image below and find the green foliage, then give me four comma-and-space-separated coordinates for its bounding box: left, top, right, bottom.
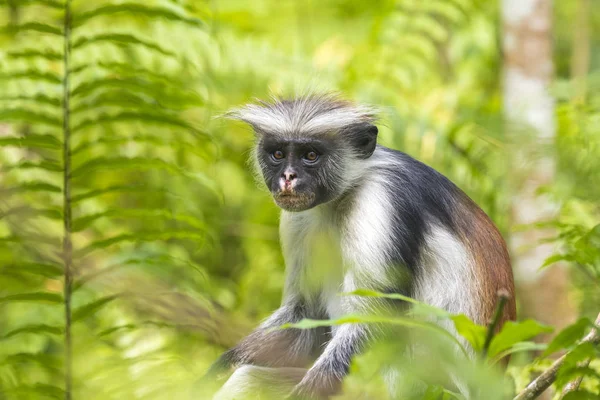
0, 0, 598, 399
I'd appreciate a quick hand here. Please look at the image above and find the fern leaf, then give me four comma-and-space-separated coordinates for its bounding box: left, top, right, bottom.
6, 48, 63, 61
0, 94, 62, 107
72, 208, 206, 232
2, 160, 63, 173
97, 321, 173, 337
7, 384, 64, 400
1, 206, 62, 221
0, 109, 62, 129
72, 295, 119, 322
1, 22, 62, 36
76, 230, 205, 258
70, 77, 203, 107
1, 181, 62, 196
2, 0, 64, 9
70, 91, 161, 116
0, 134, 62, 150
71, 184, 172, 203
0, 262, 63, 279
71, 156, 185, 179
74, 254, 207, 292
0, 292, 63, 304
71, 33, 177, 57
71, 111, 202, 135
72, 134, 168, 155
0, 69, 62, 84
2, 324, 63, 340
73, 3, 206, 29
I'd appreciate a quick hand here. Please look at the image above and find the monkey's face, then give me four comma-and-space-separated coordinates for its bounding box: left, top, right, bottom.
257, 137, 346, 212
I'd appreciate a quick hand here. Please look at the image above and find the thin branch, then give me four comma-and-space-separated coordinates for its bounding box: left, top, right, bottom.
513, 312, 600, 400
481, 289, 510, 359
62, 1, 73, 399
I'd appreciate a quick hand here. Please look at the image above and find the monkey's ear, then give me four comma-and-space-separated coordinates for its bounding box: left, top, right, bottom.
349, 124, 378, 159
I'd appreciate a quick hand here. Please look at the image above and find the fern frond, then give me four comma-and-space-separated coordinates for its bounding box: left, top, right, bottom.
1, 206, 62, 221
71, 184, 173, 203
2, 160, 63, 173
1, 22, 63, 36
0, 134, 62, 150
0, 262, 63, 279
2, 324, 63, 339
71, 111, 203, 135
72, 295, 119, 322
2, 0, 64, 9
73, 3, 206, 28
71, 156, 187, 178
0, 292, 63, 304
71, 32, 177, 56
0, 94, 62, 107
0, 109, 62, 129
0, 69, 62, 84
1, 181, 62, 196
75, 230, 205, 259
6, 48, 63, 61
72, 208, 206, 232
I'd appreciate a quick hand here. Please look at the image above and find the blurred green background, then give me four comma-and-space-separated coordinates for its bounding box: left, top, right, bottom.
0, 0, 599, 399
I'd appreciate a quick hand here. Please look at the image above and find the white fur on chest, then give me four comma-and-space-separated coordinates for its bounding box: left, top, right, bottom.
279, 170, 395, 318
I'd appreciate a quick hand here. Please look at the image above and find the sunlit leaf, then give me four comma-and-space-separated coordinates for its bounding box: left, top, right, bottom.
543, 318, 592, 356
451, 314, 486, 352
487, 319, 553, 359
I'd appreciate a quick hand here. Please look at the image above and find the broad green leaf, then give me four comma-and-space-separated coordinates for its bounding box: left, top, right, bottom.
562, 391, 600, 400
2, 324, 62, 340
0, 109, 61, 128
1, 262, 63, 278
71, 33, 176, 56
73, 3, 206, 28
1, 181, 62, 196
543, 318, 592, 356
541, 253, 576, 268
1, 22, 62, 35
487, 319, 553, 359
490, 341, 547, 364
0, 134, 61, 150
72, 208, 206, 232
75, 230, 205, 258
556, 365, 599, 391
6, 49, 63, 61
451, 314, 486, 352
0, 70, 61, 84
0, 292, 62, 304
73, 295, 119, 322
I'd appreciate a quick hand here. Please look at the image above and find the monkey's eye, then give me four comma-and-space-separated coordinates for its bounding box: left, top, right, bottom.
271, 150, 285, 160
304, 151, 319, 162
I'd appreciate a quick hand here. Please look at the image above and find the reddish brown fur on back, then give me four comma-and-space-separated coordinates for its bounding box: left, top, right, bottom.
455, 194, 516, 330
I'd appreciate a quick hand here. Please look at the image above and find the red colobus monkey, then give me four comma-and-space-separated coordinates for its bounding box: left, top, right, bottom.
205, 94, 515, 399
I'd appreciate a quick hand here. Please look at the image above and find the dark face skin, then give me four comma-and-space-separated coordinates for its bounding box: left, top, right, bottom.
258, 136, 339, 212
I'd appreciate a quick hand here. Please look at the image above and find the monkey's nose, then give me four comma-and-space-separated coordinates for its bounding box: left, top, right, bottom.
282, 171, 297, 181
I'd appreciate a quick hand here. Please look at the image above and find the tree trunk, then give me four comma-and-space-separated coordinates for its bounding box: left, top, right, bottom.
502, 0, 575, 370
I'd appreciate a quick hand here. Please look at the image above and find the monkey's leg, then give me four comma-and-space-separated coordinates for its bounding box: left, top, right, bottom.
214, 366, 307, 400
204, 302, 318, 380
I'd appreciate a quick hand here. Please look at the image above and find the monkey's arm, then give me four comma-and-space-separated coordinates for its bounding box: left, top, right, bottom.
290, 324, 369, 399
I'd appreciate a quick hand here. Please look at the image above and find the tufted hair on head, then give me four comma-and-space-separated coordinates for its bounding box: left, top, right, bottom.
227, 93, 377, 138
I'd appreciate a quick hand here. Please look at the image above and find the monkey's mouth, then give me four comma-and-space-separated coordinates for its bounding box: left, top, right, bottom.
273, 191, 316, 212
